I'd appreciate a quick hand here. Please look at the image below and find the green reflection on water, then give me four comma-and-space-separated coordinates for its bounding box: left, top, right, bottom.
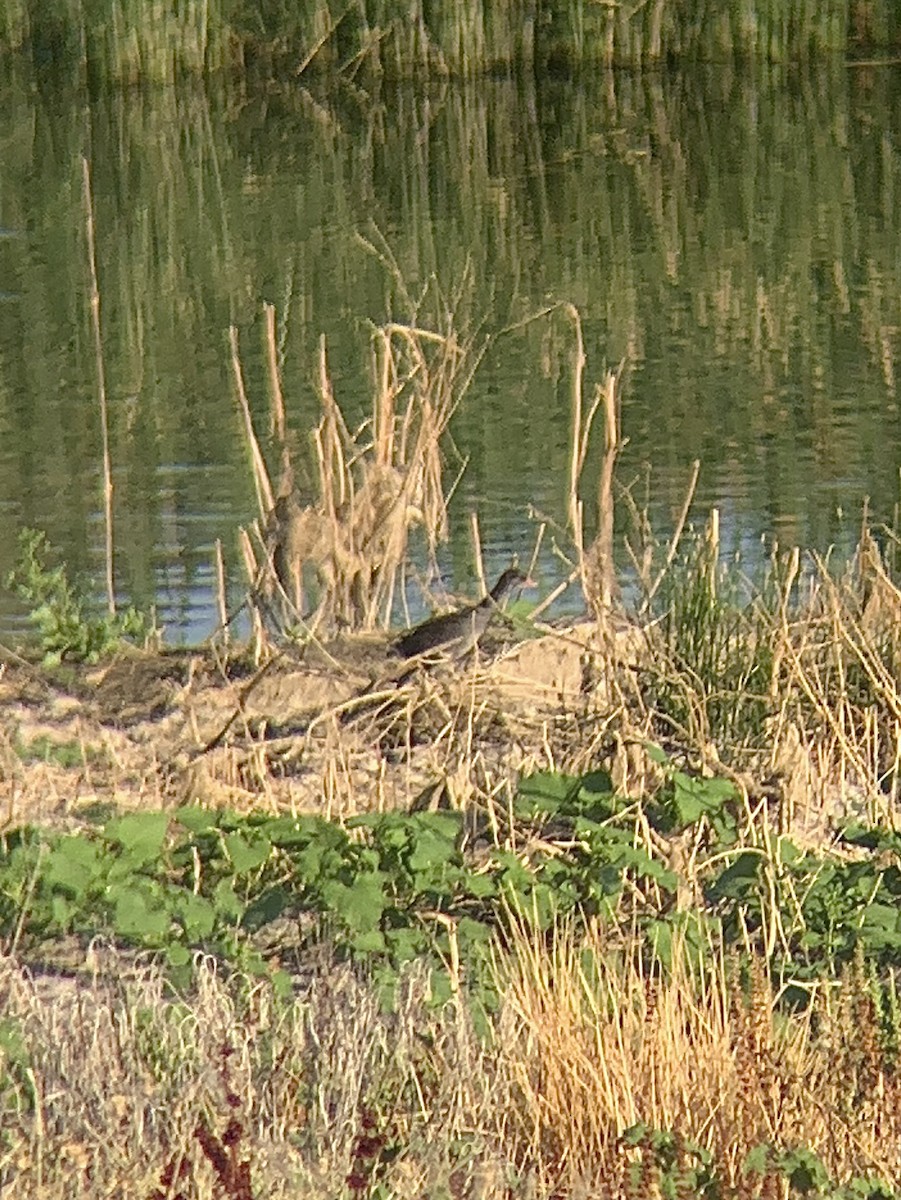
0, 62, 899, 640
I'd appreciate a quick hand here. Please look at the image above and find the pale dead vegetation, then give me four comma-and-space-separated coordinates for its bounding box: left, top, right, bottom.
237, 284, 480, 648
0, 612, 643, 831
2, 924, 900, 1198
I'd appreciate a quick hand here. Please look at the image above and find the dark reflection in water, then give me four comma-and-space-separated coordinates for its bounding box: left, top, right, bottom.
0, 63, 899, 640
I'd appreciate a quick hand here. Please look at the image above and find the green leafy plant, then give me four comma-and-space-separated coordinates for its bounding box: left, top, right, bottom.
622, 1123, 718, 1198
6, 527, 151, 665
743, 1144, 898, 1198
6, 755, 901, 1021
648, 527, 777, 746
14, 733, 105, 769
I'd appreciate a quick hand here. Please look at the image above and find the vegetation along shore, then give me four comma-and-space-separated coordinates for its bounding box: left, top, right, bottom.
2, 0, 900, 84
3, 308, 901, 1197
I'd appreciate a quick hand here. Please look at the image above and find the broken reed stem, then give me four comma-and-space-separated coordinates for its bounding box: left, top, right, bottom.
528, 521, 546, 585
470, 511, 486, 595
294, 4, 348, 76
707, 507, 720, 602
530, 566, 580, 621
596, 370, 621, 613
81, 155, 115, 616
373, 326, 397, 467
230, 325, 274, 522
238, 526, 266, 662
214, 538, 228, 647
264, 302, 286, 444
565, 303, 588, 559
316, 335, 352, 514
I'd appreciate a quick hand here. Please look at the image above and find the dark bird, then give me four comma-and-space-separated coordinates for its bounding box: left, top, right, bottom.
392, 567, 534, 661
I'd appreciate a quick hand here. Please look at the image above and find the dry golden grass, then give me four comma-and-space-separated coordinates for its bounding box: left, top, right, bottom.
495, 923, 901, 1195
3, 926, 901, 1198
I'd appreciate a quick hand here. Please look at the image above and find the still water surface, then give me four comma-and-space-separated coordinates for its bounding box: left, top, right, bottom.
0, 63, 899, 640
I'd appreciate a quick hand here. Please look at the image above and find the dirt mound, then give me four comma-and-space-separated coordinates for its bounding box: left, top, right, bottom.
1, 622, 639, 831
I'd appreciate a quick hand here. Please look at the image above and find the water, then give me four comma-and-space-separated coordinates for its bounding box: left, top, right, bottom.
0, 62, 899, 641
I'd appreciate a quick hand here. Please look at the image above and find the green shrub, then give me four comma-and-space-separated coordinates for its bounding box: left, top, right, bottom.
6, 527, 151, 665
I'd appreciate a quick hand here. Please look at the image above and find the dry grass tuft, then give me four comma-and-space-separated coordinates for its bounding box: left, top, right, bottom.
232, 284, 483, 647
494, 921, 901, 1194
4, 927, 901, 1198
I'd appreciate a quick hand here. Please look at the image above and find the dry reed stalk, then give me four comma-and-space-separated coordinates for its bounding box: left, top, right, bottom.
493, 917, 901, 1193
529, 566, 580, 621
565, 302, 588, 555
580, 369, 622, 625
561, 301, 623, 623
238, 526, 267, 662
214, 537, 228, 647
469, 511, 486, 596
232, 274, 485, 639
527, 520, 545, 585
81, 156, 115, 617
706, 507, 720, 601
302, 319, 469, 631
230, 324, 274, 522
634, 460, 701, 614
264, 301, 286, 443
596, 371, 619, 612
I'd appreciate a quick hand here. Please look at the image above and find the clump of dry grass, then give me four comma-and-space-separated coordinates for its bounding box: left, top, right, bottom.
232, 280, 483, 649
495, 921, 901, 1195
621, 514, 901, 835
558, 343, 901, 836
3, 925, 901, 1199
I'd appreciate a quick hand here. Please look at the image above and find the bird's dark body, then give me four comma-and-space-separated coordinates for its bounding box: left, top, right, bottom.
392, 568, 532, 660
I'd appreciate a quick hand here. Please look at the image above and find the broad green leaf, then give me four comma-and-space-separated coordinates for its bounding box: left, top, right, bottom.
262, 816, 315, 847
175, 805, 220, 834
777, 838, 802, 865
427, 968, 453, 1009
622, 848, 678, 890
671, 772, 734, 826
166, 943, 191, 967
321, 873, 386, 934
516, 770, 580, 815
385, 926, 425, 963
346, 812, 383, 830
271, 969, 293, 1000
352, 929, 387, 953
646, 918, 673, 967
457, 917, 491, 946
44, 837, 106, 897
862, 903, 901, 933
372, 965, 399, 1013
492, 849, 534, 884
742, 1144, 771, 1174
223, 832, 271, 874
176, 892, 217, 940
413, 812, 464, 841
113, 887, 170, 940
463, 872, 496, 899
708, 852, 761, 901
292, 840, 326, 882
50, 893, 75, 927
105, 812, 168, 864
213, 878, 244, 921
578, 769, 614, 795
644, 744, 669, 766
242, 887, 289, 931
408, 830, 458, 873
